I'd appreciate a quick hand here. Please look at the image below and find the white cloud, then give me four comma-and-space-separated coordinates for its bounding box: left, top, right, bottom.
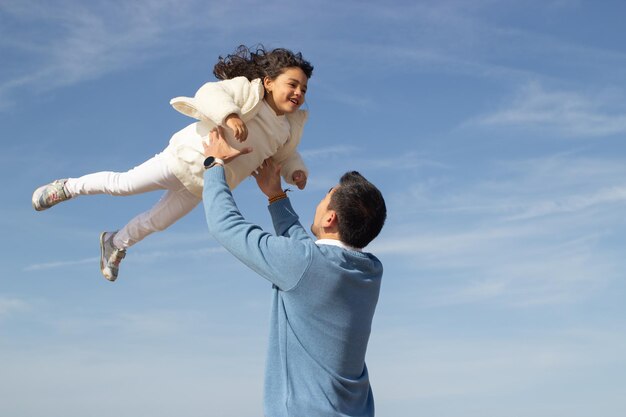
369, 325, 626, 403
23, 246, 225, 272
0, 0, 231, 104
47, 309, 213, 339
300, 145, 359, 159
391, 152, 626, 219
373, 218, 615, 307
471, 81, 626, 137
372, 153, 626, 306
506, 185, 626, 220
0, 296, 29, 317
23, 257, 99, 272
0, 332, 266, 417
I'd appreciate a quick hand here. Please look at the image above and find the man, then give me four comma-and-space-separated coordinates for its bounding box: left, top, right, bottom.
202, 127, 386, 417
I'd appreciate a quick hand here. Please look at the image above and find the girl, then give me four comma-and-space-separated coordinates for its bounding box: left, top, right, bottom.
32, 45, 314, 282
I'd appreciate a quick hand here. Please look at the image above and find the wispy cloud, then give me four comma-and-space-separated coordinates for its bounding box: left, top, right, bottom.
333, 1, 626, 100
371, 325, 626, 402
373, 152, 626, 306
390, 151, 626, 219
376, 217, 614, 306
0, 0, 234, 106
506, 185, 626, 221
470, 81, 626, 137
300, 145, 359, 159
305, 146, 446, 171
23, 257, 99, 272
0, 296, 29, 317
23, 246, 225, 272
48, 308, 215, 339
312, 81, 375, 109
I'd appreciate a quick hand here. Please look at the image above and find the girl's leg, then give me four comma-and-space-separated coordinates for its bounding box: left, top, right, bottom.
66, 151, 201, 248
97, 158, 199, 281
64, 153, 173, 197
113, 185, 201, 250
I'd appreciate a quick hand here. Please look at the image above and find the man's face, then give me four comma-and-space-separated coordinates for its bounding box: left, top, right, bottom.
310, 186, 336, 238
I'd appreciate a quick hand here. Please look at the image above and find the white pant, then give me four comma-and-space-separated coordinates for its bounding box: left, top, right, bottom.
64, 153, 201, 249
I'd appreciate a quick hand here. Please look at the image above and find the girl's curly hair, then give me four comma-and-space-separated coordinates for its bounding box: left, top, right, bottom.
213, 44, 313, 81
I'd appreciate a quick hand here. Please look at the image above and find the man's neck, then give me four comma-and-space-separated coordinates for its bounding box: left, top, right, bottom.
316, 230, 340, 241
315, 238, 362, 252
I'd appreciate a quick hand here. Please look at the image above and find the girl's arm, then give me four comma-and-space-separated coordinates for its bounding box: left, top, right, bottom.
274, 151, 308, 190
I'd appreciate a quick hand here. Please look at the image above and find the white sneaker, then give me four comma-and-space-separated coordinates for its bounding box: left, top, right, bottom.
99, 231, 126, 282
32, 179, 71, 211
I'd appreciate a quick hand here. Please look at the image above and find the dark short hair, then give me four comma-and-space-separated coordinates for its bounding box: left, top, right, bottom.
328, 171, 386, 249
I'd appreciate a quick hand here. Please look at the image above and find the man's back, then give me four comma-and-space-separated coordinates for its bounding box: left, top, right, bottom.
264, 241, 382, 417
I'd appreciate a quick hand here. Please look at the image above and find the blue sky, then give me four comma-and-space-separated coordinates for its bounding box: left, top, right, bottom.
2, 0, 626, 416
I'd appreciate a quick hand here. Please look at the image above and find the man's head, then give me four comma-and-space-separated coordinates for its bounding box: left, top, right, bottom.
311, 171, 386, 249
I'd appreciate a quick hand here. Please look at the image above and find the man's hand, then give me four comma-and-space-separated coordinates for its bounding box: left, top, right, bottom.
292, 170, 307, 190
252, 158, 284, 199
225, 114, 248, 142
202, 126, 252, 163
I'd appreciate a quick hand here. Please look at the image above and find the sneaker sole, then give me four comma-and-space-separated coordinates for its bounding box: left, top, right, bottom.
99, 232, 116, 282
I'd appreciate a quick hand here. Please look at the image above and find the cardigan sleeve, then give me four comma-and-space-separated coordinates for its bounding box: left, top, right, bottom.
272, 111, 308, 186
275, 150, 308, 186
170, 77, 264, 125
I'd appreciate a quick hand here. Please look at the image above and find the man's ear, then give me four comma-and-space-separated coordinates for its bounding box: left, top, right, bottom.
323, 210, 338, 228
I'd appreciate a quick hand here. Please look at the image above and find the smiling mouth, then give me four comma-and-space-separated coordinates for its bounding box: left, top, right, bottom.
289, 98, 299, 105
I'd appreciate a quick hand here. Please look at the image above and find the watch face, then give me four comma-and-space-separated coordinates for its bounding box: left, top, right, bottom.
203, 156, 215, 168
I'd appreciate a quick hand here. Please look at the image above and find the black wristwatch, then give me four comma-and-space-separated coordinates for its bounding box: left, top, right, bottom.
203, 156, 224, 169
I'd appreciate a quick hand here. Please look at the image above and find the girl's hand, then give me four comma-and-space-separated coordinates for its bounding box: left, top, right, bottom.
292, 170, 307, 190
225, 114, 248, 142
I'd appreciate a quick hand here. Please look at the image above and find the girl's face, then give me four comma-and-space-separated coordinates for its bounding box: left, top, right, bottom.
264, 67, 308, 116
